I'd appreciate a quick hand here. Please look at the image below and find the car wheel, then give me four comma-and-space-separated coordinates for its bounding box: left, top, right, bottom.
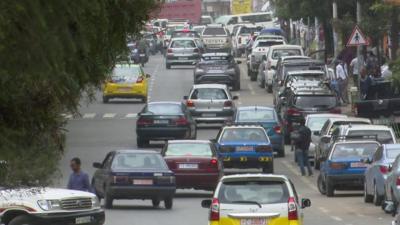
137, 138, 149, 148
164, 197, 173, 209
9, 215, 37, 225
373, 183, 383, 206
104, 193, 113, 209
364, 181, 373, 203
326, 181, 334, 197
152, 199, 160, 208
102, 96, 109, 104
166, 63, 171, 69
267, 85, 273, 93
262, 162, 274, 173
317, 174, 327, 195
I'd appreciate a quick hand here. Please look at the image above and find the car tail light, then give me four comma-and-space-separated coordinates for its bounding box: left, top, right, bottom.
329, 162, 347, 170
136, 77, 144, 83
273, 125, 281, 134
287, 108, 301, 116
238, 37, 242, 44
137, 117, 153, 125
186, 100, 195, 108
174, 116, 188, 126
167, 48, 173, 53
224, 101, 232, 107
193, 48, 199, 53
209, 198, 220, 221
288, 197, 298, 220
329, 108, 341, 114
396, 177, 400, 186
113, 175, 129, 184
380, 165, 389, 174
255, 145, 272, 152
220, 146, 234, 153
210, 158, 218, 165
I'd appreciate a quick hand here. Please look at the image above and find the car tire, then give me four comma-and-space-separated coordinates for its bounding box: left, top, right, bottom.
9, 215, 37, 225
364, 181, 373, 203
317, 174, 327, 195
326, 181, 334, 197
373, 183, 383, 206
166, 63, 171, 69
267, 85, 273, 93
164, 197, 173, 209
152, 199, 160, 208
262, 162, 274, 173
102, 96, 109, 104
137, 138, 149, 148
104, 193, 113, 209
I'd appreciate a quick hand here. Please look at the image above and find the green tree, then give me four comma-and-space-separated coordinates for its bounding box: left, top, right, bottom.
0, 0, 158, 186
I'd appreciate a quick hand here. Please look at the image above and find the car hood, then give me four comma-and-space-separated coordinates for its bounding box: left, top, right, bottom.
0, 187, 95, 202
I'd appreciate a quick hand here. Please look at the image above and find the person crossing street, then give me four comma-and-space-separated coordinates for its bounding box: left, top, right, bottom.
292, 118, 313, 177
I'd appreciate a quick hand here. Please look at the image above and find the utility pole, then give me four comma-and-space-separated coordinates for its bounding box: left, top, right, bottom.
315, 17, 320, 60
356, 1, 362, 92
332, 0, 338, 58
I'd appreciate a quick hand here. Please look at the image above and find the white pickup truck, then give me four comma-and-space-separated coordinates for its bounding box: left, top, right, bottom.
0, 188, 104, 225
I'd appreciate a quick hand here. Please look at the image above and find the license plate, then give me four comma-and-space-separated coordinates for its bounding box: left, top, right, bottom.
178, 163, 198, 169
140, 54, 146, 57
75, 216, 91, 224
179, 57, 188, 60
208, 70, 224, 73
154, 120, 169, 124
202, 113, 216, 117
133, 179, 153, 185
118, 87, 132, 92
237, 146, 253, 151
350, 162, 366, 168
241, 218, 267, 225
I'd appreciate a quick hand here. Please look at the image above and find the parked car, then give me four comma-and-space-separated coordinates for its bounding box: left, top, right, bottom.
0, 188, 105, 225
364, 144, 400, 206
201, 24, 231, 53
136, 101, 197, 147
318, 139, 380, 197
184, 84, 238, 123
92, 150, 176, 209
193, 52, 241, 91
384, 152, 400, 210
201, 174, 311, 225
234, 106, 285, 157
102, 64, 150, 103
214, 125, 273, 173
165, 37, 201, 69
161, 140, 222, 191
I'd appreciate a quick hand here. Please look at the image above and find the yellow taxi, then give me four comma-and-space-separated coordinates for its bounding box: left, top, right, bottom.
201, 174, 311, 225
103, 64, 150, 103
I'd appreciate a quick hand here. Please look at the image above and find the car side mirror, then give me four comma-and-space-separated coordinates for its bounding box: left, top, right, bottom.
321, 136, 330, 143
93, 162, 102, 169
233, 96, 239, 100
301, 198, 311, 208
201, 199, 212, 208
146, 74, 151, 78
183, 96, 188, 100
313, 131, 321, 136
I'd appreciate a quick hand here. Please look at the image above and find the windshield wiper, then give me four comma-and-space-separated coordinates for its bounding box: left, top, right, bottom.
231, 200, 262, 208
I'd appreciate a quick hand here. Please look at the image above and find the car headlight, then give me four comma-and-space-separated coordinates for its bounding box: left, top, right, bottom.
37, 200, 61, 211
91, 197, 100, 208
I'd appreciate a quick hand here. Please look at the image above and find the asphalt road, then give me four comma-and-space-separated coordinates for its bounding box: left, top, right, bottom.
57, 54, 393, 225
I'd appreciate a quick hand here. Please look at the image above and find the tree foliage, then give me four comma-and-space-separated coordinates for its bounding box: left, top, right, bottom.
0, 0, 158, 186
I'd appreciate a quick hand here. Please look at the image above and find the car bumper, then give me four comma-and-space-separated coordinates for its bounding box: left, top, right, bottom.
108, 185, 176, 199
327, 174, 364, 188
220, 155, 273, 169
166, 56, 200, 65
190, 110, 234, 123
103, 92, 146, 99
31, 209, 105, 225
195, 74, 235, 85
136, 127, 190, 139
174, 173, 219, 190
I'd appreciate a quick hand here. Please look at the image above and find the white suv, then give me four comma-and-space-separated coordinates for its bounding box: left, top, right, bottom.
0, 188, 104, 225
201, 174, 311, 225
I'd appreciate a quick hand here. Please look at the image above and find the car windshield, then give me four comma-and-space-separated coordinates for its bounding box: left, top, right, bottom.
165, 143, 213, 157
237, 109, 276, 122
272, 49, 302, 59
294, 95, 337, 109
190, 88, 228, 100
111, 153, 167, 170
239, 27, 261, 35
203, 27, 226, 36
332, 143, 379, 160
329, 121, 370, 135
171, 40, 196, 48
386, 147, 400, 159
146, 104, 182, 115
256, 41, 284, 47
111, 66, 141, 83
348, 130, 394, 144
200, 56, 231, 65
286, 74, 323, 85
306, 117, 331, 131
218, 180, 289, 204
283, 64, 325, 78
241, 14, 272, 23
220, 128, 268, 142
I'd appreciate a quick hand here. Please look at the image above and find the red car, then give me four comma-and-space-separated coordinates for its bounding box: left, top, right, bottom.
161, 140, 223, 191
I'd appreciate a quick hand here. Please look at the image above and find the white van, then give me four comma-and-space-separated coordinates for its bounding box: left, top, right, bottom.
215, 12, 275, 33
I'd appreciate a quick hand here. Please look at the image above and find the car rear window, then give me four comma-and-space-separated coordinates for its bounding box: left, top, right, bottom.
172, 31, 199, 38
386, 147, 400, 159
220, 128, 268, 142
112, 153, 167, 170
306, 117, 330, 131
237, 110, 275, 122
348, 130, 394, 144
203, 27, 227, 36
190, 88, 228, 100
218, 180, 289, 204
332, 143, 379, 160
239, 27, 261, 35
166, 143, 213, 157
147, 104, 183, 115
241, 13, 272, 23
256, 41, 284, 47
294, 95, 337, 109
272, 49, 302, 59
171, 40, 196, 48
111, 66, 141, 82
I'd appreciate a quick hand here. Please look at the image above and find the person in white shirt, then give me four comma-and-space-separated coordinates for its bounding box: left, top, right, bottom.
336, 60, 349, 104
350, 56, 362, 86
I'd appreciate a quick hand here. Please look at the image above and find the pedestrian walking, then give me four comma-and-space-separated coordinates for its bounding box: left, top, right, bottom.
359, 68, 372, 100
336, 60, 349, 105
67, 157, 92, 192
350, 56, 362, 86
292, 118, 313, 176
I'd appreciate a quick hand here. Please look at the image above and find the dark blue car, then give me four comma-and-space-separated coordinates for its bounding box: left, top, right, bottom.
234, 106, 284, 157
214, 125, 274, 173
317, 140, 380, 197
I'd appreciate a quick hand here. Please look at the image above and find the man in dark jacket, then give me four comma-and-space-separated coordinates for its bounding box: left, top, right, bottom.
292, 118, 313, 176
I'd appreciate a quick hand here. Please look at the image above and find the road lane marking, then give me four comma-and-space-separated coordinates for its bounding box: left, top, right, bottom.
318, 207, 329, 213
330, 216, 343, 221
82, 113, 96, 119
103, 113, 116, 118
125, 113, 138, 118
247, 83, 255, 95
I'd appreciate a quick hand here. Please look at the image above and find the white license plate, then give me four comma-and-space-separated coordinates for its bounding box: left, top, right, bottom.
350, 162, 366, 168
75, 216, 91, 224
179, 57, 189, 60
240, 218, 267, 225
140, 54, 146, 57
237, 146, 253, 151
133, 179, 153, 185
154, 120, 169, 124
178, 163, 198, 169
202, 113, 216, 117
208, 70, 224, 73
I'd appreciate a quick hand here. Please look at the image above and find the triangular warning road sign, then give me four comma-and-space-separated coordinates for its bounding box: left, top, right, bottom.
347, 25, 369, 46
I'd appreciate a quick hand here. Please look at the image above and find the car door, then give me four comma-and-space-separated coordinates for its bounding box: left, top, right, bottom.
94, 152, 114, 195
366, 147, 383, 194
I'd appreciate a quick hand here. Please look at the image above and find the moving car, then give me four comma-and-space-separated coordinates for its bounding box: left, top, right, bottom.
318, 138, 380, 197
201, 174, 311, 225
331, 124, 397, 144
215, 12, 274, 33
201, 24, 231, 53
193, 53, 241, 91
161, 140, 222, 190
92, 150, 176, 209
364, 144, 400, 206
184, 84, 238, 123
232, 25, 261, 57
103, 64, 150, 103
171, 30, 201, 39
0, 188, 104, 225
136, 101, 197, 147
214, 125, 273, 173
234, 106, 285, 157
165, 37, 201, 69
